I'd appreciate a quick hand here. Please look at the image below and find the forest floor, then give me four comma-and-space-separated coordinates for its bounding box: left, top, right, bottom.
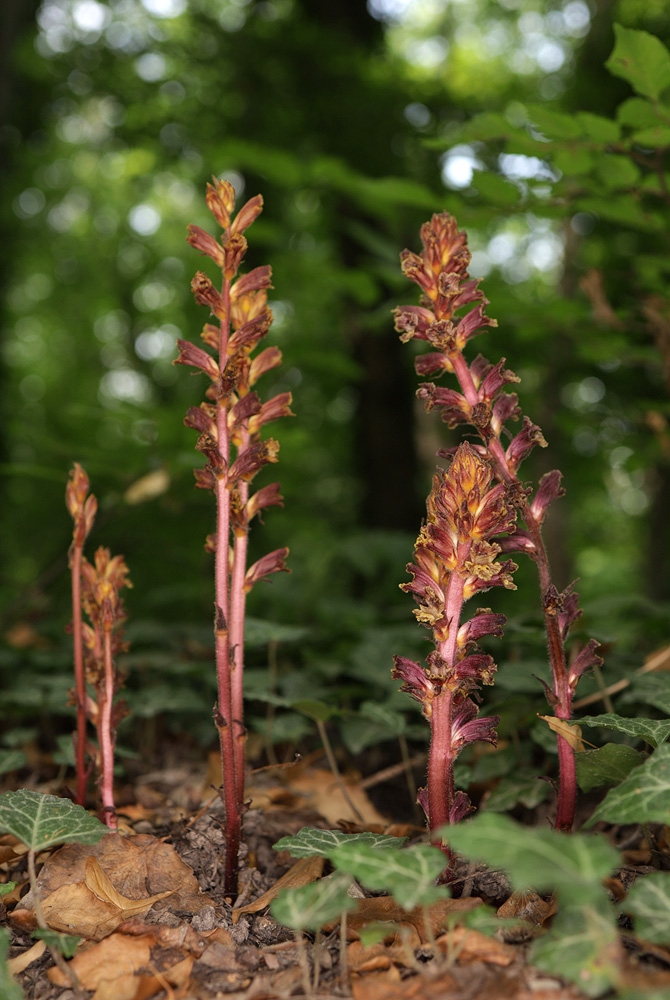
3, 745, 670, 1000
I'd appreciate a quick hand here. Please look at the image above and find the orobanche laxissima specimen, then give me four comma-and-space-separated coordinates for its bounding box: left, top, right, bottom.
393, 442, 518, 844
395, 213, 601, 834
175, 179, 292, 896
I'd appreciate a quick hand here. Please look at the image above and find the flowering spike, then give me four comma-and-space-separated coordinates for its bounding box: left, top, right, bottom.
179, 181, 290, 896
396, 210, 602, 834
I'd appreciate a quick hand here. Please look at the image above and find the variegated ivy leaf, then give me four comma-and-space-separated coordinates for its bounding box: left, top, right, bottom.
579, 714, 670, 749
329, 841, 448, 910
0, 789, 107, 852
585, 744, 670, 827
622, 872, 670, 945
530, 903, 618, 998
273, 826, 407, 859
270, 872, 357, 931
443, 812, 618, 904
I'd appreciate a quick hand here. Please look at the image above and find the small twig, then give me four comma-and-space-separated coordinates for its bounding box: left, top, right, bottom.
359, 752, 426, 790
339, 911, 349, 993
315, 718, 365, 825
295, 930, 312, 997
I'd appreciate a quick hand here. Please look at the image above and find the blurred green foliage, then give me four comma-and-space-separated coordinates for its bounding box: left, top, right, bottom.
1, 0, 670, 803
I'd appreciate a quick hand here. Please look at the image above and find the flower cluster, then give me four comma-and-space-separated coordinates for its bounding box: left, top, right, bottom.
393, 442, 518, 831
395, 213, 602, 832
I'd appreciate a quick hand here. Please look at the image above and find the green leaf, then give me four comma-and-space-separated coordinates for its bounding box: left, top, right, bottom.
622, 674, 670, 715
0, 928, 24, 1000
632, 125, 670, 147
624, 872, 670, 944
443, 813, 618, 902
576, 744, 646, 792
585, 744, 670, 827
595, 155, 641, 188
530, 903, 618, 998
32, 929, 81, 958
329, 842, 448, 910
0, 750, 27, 776
553, 146, 594, 175
483, 769, 551, 812
0, 790, 107, 851
0, 882, 16, 896
579, 713, 670, 749
291, 699, 339, 722
471, 171, 520, 207
273, 826, 407, 859
576, 112, 620, 143
527, 105, 582, 140
456, 111, 516, 142
606, 25, 670, 101
617, 97, 665, 127
270, 872, 357, 931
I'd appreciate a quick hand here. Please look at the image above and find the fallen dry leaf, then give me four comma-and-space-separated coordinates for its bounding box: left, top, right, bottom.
48, 932, 153, 988
338, 894, 483, 942
7, 939, 46, 975
435, 925, 516, 966
85, 855, 174, 912
497, 890, 556, 926
231, 855, 325, 923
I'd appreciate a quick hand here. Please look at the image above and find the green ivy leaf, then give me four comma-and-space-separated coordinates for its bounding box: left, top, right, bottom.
585, 744, 670, 827
0, 928, 24, 1000
553, 146, 594, 175
329, 842, 448, 910
270, 872, 357, 931
530, 903, 618, 998
624, 873, 670, 945
0, 882, 16, 896
273, 826, 407, 859
32, 929, 81, 958
443, 813, 618, 903
0, 790, 107, 852
576, 744, 647, 792
482, 769, 551, 812
622, 674, 670, 715
606, 25, 670, 101
579, 713, 670, 749
0, 750, 27, 776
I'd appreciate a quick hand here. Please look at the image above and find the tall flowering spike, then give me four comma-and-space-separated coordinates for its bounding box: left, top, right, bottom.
395, 212, 602, 835
177, 181, 291, 899
394, 443, 517, 855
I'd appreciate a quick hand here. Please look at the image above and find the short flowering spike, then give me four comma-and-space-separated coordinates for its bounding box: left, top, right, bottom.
179, 181, 290, 897
394, 441, 517, 852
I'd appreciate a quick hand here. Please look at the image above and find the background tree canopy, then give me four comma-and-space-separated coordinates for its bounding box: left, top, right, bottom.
2, 0, 669, 773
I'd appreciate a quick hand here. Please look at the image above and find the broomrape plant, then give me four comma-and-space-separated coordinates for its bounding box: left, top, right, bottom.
66, 464, 132, 830
394, 214, 602, 835
175, 179, 292, 897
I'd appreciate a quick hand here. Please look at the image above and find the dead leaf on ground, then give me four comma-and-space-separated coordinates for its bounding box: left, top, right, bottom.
7, 940, 46, 975
85, 855, 174, 912
337, 894, 483, 942
48, 932, 154, 988
435, 925, 516, 966
352, 966, 457, 1000
231, 855, 325, 923
497, 890, 557, 926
